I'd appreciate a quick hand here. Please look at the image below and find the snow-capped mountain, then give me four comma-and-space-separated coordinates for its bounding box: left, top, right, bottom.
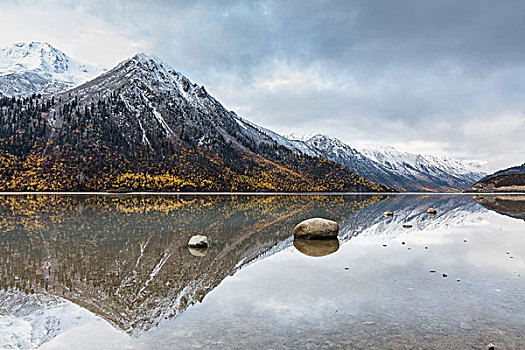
357, 144, 485, 180
355, 143, 487, 191
0, 42, 102, 97
278, 134, 487, 192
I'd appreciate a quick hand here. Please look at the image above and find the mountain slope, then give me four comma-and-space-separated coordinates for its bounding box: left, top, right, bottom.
0, 53, 390, 192
290, 134, 485, 192
0, 42, 102, 97
471, 163, 525, 192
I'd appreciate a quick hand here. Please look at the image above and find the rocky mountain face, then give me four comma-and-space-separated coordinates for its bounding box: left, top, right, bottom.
0, 53, 389, 192
471, 163, 525, 193
253, 132, 486, 192
0, 42, 102, 98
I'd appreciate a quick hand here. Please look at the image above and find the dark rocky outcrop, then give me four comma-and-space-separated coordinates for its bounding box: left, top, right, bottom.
470, 163, 525, 193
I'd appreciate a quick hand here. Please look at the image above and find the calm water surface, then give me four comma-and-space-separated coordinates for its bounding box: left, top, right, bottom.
0, 194, 523, 349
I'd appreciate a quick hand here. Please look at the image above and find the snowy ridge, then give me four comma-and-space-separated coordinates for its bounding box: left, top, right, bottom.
356, 144, 486, 180
234, 116, 320, 157
261, 132, 487, 191
0, 42, 102, 97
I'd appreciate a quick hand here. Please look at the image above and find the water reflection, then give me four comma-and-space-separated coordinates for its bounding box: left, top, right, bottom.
0, 193, 523, 349
293, 238, 340, 257
0, 194, 382, 334
474, 195, 525, 221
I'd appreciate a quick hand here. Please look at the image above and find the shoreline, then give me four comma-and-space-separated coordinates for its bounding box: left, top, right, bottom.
0, 191, 523, 196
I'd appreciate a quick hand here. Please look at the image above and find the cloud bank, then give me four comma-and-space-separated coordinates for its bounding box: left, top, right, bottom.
1, 0, 524, 171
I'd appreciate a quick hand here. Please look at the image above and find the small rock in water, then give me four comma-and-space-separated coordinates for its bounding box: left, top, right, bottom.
425, 246, 428, 249
427, 208, 437, 216
457, 279, 461, 282
401, 242, 406, 245
487, 343, 495, 350
382, 244, 387, 247
460, 322, 473, 330
464, 240, 467, 243
430, 270, 436, 273
188, 247, 207, 257
188, 235, 208, 248
292, 218, 339, 239
344, 267, 349, 270
442, 273, 448, 278
383, 211, 394, 217
402, 224, 413, 228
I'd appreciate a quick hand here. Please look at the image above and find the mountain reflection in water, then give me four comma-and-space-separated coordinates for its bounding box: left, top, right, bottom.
0, 193, 521, 346
0, 194, 382, 334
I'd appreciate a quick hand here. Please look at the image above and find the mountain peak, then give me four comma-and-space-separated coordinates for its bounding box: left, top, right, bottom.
305, 133, 349, 148
124, 52, 183, 78
0, 41, 102, 97
1, 41, 70, 74
130, 52, 167, 67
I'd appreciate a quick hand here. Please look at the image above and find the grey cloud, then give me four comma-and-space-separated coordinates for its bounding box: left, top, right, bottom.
6, 0, 525, 171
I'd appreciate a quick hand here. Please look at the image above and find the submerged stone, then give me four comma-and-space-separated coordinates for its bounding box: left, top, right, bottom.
293, 238, 339, 257
427, 208, 437, 215
188, 247, 207, 257
292, 218, 339, 239
188, 235, 208, 248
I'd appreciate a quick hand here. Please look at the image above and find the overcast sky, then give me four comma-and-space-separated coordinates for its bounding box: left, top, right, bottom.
1, 0, 524, 171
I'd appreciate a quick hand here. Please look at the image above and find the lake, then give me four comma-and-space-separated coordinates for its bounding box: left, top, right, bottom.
0, 194, 523, 349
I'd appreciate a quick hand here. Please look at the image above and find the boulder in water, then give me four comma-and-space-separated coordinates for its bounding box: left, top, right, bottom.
292, 218, 339, 239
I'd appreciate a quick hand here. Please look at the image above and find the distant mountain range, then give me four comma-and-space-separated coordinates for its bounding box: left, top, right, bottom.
234, 120, 486, 191
0, 42, 488, 192
471, 163, 525, 192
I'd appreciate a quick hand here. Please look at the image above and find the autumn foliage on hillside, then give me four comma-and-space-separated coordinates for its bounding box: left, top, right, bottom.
0, 95, 392, 192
